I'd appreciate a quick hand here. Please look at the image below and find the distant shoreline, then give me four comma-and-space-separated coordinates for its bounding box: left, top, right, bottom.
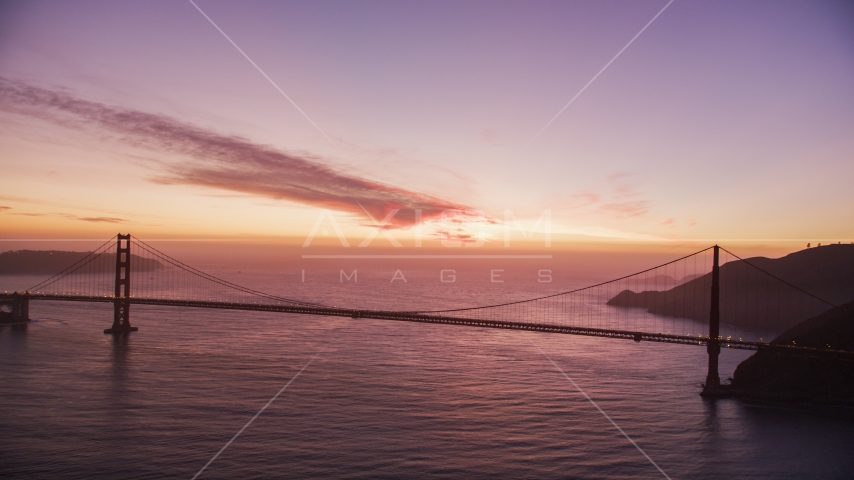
0, 250, 162, 275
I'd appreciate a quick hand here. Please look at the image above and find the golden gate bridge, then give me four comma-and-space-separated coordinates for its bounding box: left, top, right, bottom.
1, 234, 850, 395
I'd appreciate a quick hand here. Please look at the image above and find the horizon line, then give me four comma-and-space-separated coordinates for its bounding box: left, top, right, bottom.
301, 254, 554, 259
0, 238, 848, 243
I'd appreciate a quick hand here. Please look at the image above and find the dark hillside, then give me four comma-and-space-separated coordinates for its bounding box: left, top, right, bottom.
731, 300, 854, 405
607, 244, 854, 332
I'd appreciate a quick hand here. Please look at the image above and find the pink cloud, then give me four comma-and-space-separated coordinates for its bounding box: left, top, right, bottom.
598, 200, 650, 218
0, 78, 469, 228
78, 217, 125, 223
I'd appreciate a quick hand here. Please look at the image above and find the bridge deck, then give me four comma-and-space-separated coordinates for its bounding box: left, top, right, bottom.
4, 293, 851, 359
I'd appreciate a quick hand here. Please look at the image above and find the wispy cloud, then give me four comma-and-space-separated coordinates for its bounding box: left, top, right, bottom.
557, 225, 665, 241
561, 192, 602, 210
597, 174, 650, 218
0, 194, 56, 207
0, 78, 467, 228
0, 194, 156, 224
6, 210, 125, 224
552, 174, 652, 219
598, 199, 650, 218
78, 216, 125, 223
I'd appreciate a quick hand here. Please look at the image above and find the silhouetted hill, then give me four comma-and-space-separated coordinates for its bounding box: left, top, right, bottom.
0, 250, 161, 274
607, 244, 854, 332
641, 274, 704, 289
731, 299, 854, 405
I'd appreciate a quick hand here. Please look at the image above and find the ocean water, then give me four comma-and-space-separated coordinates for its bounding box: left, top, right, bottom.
1, 267, 853, 479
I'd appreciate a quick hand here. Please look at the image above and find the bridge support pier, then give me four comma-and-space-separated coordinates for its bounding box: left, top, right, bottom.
0, 292, 30, 323
701, 245, 726, 397
104, 234, 137, 334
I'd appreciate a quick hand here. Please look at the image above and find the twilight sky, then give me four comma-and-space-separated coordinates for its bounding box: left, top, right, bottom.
1, 0, 852, 249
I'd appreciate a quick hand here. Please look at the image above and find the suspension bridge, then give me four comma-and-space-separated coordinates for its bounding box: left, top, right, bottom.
1, 234, 850, 395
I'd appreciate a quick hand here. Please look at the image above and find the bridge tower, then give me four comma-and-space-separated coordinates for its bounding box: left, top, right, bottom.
104, 234, 137, 334
11, 292, 29, 321
701, 245, 721, 395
